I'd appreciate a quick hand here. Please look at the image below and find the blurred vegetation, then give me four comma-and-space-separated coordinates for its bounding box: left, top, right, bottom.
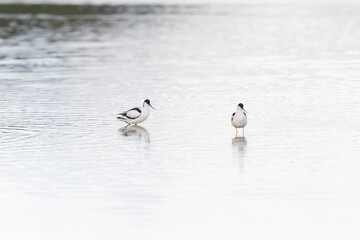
0, 4, 202, 15
0, 4, 203, 40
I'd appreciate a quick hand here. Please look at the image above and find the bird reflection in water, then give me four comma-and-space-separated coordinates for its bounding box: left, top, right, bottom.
232, 137, 247, 170
119, 125, 150, 143
232, 137, 247, 152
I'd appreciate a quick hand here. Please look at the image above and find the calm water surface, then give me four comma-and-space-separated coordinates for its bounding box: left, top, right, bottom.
1, 4, 360, 239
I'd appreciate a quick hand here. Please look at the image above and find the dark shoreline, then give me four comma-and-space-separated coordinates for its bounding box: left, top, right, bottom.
0, 4, 206, 15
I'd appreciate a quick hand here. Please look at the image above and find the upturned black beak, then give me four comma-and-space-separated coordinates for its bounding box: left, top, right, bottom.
242, 107, 247, 113
150, 104, 155, 110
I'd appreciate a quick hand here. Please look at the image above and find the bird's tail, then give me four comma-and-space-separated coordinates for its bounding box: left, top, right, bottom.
117, 113, 127, 121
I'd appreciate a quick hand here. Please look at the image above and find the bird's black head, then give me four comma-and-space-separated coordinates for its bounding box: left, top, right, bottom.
144, 99, 155, 109
238, 103, 247, 113
144, 99, 150, 105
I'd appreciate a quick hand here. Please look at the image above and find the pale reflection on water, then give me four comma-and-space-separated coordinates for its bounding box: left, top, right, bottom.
0, 3, 360, 240
232, 137, 247, 174
120, 125, 151, 143
232, 137, 247, 151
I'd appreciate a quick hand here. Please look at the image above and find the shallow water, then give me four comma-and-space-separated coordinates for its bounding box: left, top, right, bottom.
1, 4, 360, 239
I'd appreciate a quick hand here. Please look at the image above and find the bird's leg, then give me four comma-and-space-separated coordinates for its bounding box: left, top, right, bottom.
236, 128, 238, 137
125, 123, 131, 127
242, 128, 244, 137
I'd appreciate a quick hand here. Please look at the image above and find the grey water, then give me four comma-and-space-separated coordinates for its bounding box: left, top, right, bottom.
1, 3, 360, 239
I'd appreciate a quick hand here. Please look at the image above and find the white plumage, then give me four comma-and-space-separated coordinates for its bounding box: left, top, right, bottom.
117, 99, 154, 126
124, 109, 141, 119
231, 103, 247, 136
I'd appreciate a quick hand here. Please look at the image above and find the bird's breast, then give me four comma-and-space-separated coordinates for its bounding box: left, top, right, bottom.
232, 112, 247, 127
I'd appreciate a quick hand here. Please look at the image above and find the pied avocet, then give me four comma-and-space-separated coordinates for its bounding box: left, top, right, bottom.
117, 99, 154, 126
231, 103, 247, 136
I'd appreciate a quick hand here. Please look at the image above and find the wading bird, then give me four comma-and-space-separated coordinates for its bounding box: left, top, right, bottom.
117, 99, 155, 126
231, 103, 247, 137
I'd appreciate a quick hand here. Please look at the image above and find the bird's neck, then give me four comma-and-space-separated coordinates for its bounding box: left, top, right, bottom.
143, 104, 150, 111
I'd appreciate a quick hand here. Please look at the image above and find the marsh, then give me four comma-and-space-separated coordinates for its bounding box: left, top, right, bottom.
0, 3, 359, 239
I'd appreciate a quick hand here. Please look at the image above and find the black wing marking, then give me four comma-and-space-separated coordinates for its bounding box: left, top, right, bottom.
119, 107, 141, 119
231, 112, 235, 121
